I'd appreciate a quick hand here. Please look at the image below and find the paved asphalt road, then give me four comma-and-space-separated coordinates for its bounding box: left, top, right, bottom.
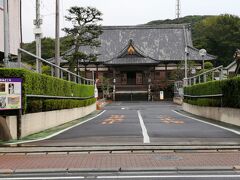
29, 102, 240, 146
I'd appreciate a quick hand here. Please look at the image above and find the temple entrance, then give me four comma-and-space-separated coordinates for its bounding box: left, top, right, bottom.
121, 72, 143, 85
127, 72, 136, 85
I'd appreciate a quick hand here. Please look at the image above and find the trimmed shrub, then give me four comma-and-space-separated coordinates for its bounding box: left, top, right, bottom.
222, 77, 240, 108
0, 68, 95, 113
184, 76, 240, 108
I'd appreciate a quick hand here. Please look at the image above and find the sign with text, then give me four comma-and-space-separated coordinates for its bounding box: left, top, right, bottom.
0, 78, 22, 110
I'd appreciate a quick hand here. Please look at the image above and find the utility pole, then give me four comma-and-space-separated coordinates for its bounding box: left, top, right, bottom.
55, 0, 60, 77
3, 0, 9, 67
34, 0, 42, 73
176, 0, 181, 21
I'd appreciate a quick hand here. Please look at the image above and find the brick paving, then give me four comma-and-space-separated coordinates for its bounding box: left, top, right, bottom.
0, 152, 239, 170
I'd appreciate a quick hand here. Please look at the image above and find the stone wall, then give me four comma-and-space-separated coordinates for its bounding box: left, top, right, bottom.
0, 103, 96, 140
183, 103, 240, 127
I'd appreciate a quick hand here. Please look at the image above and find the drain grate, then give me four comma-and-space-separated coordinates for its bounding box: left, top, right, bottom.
155, 155, 183, 161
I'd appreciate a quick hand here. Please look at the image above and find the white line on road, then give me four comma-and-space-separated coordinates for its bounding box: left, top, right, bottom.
3, 174, 240, 179
173, 110, 240, 135
137, 110, 150, 143
97, 174, 240, 179
6, 110, 107, 145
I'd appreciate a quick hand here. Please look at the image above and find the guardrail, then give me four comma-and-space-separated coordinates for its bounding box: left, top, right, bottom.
17, 48, 94, 85
183, 94, 223, 98
26, 94, 94, 100
184, 65, 224, 86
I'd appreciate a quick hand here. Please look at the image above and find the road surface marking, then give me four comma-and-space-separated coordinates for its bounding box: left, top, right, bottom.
5, 110, 107, 145
101, 115, 124, 125
160, 116, 184, 125
137, 110, 150, 143
97, 174, 240, 179
173, 110, 240, 135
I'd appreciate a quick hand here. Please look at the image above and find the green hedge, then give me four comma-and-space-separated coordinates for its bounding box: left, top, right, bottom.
184, 80, 223, 96
184, 76, 240, 108
27, 98, 96, 113
222, 77, 240, 108
0, 68, 95, 113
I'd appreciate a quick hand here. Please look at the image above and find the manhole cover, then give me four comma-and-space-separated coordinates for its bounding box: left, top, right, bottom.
155, 155, 183, 161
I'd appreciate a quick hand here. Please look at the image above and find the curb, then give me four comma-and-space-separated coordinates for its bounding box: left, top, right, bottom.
172, 110, 240, 135
0, 166, 237, 174
14, 168, 67, 174
0, 145, 240, 154
2, 110, 106, 146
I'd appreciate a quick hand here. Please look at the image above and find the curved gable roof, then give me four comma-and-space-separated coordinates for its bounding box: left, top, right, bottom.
76, 24, 216, 62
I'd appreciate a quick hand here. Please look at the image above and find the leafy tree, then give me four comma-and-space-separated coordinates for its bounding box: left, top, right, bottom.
100, 77, 112, 99
147, 15, 212, 26
170, 60, 197, 80
193, 14, 240, 66
204, 62, 213, 70
62, 6, 102, 75
147, 15, 240, 67
22, 37, 70, 65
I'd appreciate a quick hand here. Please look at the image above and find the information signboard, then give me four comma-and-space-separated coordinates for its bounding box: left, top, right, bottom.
160, 91, 164, 100
0, 78, 22, 110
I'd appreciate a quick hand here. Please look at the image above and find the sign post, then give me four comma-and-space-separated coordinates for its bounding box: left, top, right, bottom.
0, 78, 22, 139
0, 78, 22, 110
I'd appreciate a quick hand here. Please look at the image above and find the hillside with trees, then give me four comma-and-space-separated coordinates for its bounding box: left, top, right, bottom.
147, 14, 240, 66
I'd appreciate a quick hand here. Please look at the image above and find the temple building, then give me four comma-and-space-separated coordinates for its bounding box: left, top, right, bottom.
66, 24, 216, 101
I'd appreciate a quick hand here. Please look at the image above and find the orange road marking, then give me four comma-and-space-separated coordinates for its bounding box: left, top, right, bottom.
101, 115, 125, 125
160, 116, 185, 125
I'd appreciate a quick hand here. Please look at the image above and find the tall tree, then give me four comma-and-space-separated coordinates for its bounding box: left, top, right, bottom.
193, 14, 240, 66
62, 6, 102, 74
22, 37, 70, 65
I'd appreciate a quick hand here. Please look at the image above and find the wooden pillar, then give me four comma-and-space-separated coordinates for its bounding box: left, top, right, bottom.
113, 68, 116, 101
84, 64, 87, 78
165, 63, 168, 81
96, 64, 99, 79
164, 63, 168, 91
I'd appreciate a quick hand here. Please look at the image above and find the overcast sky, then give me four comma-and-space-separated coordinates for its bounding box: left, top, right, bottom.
22, 0, 240, 43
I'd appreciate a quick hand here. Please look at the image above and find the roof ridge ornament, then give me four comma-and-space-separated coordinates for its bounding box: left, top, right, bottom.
127, 43, 135, 55
117, 39, 147, 58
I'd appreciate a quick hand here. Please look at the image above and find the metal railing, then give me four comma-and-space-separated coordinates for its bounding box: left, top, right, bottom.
17, 48, 94, 85
184, 65, 224, 86
26, 94, 94, 100
174, 80, 184, 97
184, 94, 223, 98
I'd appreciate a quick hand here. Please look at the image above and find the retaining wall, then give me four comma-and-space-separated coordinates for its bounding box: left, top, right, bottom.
183, 103, 240, 127
0, 103, 96, 139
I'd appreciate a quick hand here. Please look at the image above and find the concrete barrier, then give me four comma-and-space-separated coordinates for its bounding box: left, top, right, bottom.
0, 116, 17, 140
173, 97, 183, 105
0, 103, 96, 139
183, 103, 240, 127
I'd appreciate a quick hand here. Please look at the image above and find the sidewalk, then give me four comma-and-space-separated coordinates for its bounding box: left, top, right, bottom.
0, 151, 239, 172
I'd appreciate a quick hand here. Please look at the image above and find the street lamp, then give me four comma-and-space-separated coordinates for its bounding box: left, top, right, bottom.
199, 49, 207, 71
